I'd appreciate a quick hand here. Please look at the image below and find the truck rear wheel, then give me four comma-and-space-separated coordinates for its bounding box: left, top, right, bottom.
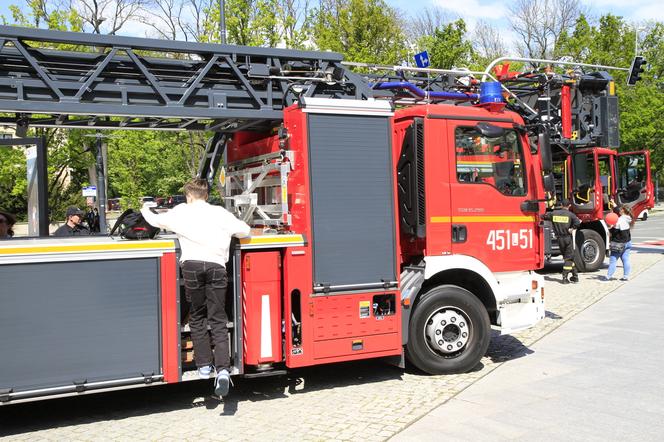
406, 285, 490, 375
574, 229, 605, 272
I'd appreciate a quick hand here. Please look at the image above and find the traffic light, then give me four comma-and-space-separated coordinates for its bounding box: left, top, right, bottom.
627, 56, 646, 86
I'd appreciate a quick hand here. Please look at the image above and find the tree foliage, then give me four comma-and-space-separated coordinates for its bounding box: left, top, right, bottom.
509, 0, 585, 59
0, 146, 28, 221
312, 0, 407, 64
417, 19, 474, 69
556, 14, 664, 178
106, 131, 201, 209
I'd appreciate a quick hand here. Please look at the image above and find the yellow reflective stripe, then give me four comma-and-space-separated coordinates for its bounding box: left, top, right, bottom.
453, 216, 536, 223
552, 215, 569, 223
430, 215, 536, 223
430, 216, 452, 223
0, 240, 175, 255
239, 235, 304, 245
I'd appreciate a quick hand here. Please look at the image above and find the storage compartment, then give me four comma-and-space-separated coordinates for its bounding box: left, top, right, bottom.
311, 292, 401, 361
0, 258, 161, 394
242, 251, 283, 366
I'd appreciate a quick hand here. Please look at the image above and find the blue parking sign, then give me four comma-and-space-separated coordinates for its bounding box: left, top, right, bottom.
414, 51, 430, 68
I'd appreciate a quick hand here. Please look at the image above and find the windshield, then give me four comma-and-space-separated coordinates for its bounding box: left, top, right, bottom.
455, 127, 527, 196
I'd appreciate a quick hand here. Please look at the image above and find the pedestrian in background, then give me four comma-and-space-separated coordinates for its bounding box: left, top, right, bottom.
0, 209, 16, 239
541, 199, 581, 284
141, 178, 250, 397
53, 206, 90, 236
86, 207, 100, 233
603, 205, 634, 282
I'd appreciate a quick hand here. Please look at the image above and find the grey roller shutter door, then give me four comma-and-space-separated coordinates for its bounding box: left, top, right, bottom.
0, 258, 161, 393
307, 114, 396, 288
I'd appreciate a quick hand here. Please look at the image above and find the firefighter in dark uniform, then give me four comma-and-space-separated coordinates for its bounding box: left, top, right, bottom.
542, 199, 581, 284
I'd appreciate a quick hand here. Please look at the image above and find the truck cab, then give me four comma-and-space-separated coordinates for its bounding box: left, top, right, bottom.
556, 147, 655, 271
616, 150, 655, 220
391, 103, 545, 374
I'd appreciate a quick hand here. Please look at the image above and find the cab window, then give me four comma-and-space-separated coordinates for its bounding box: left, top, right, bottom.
455, 127, 526, 196
571, 153, 595, 204
618, 155, 646, 203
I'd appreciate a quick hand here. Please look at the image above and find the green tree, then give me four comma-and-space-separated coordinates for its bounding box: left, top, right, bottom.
556, 14, 664, 179
554, 14, 592, 60
0, 145, 28, 221
620, 23, 664, 180
417, 19, 474, 69
204, 0, 281, 47
312, 0, 407, 64
2, 0, 83, 31
106, 130, 203, 209
46, 129, 95, 221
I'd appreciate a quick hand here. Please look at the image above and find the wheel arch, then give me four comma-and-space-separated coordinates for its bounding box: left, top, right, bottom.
580, 220, 609, 246
417, 255, 498, 320
417, 269, 497, 320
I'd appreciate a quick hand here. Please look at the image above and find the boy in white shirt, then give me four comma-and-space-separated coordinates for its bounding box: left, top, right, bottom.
142, 179, 250, 397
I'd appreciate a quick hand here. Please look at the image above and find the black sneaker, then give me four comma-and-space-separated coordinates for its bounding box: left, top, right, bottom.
570, 276, 579, 283
561, 278, 570, 284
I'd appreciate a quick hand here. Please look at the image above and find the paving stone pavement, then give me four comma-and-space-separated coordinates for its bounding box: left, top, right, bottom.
1, 248, 662, 441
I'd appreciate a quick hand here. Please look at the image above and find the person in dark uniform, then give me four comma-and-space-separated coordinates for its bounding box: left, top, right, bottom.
86, 207, 100, 233
53, 206, 90, 236
542, 199, 581, 284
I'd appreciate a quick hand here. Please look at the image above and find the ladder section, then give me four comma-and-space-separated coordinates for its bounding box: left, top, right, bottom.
0, 26, 372, 131
223, 149, 294, 228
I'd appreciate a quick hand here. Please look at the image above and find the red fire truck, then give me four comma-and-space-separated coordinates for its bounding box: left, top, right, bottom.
490, 60, 654, 271
555, 146, 654, 269
0, 27, 551, 404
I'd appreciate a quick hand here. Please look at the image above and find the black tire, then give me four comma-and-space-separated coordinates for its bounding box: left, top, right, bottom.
642, 212, 648, 221
406, 285, 491, 375
574, 229, 605, 272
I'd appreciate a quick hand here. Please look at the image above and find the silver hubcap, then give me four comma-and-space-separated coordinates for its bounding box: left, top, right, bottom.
425, 308, 470, 355
582, 239, 599, 264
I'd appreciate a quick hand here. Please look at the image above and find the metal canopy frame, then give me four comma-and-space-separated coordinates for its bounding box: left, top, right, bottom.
0, 26, 373, 132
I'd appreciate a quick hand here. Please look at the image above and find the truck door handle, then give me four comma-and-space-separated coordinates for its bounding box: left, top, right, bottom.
452, 225, 467, 243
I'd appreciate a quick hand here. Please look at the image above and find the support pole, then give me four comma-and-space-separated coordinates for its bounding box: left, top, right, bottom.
36, 136, 49, 237
95, 134, 108, 233
220, 0, 226, 44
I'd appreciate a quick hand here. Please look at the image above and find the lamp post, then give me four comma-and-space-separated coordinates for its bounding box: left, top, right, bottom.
634, 25, 645, 56
94, 133, 108, 234
220, 0, 226, 44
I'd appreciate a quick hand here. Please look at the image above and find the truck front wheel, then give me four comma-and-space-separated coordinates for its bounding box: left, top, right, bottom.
574, 229, 605, 272
406, 285, 491, 375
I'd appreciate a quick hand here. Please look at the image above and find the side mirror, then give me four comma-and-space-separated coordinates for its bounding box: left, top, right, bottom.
520, 200, 540, 213
475, 122, 505, 138
539, 132, 552, 173
543, 173, 555, 193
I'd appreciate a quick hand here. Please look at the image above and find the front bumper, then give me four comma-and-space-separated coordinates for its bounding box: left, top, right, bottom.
494, 271, 545, 335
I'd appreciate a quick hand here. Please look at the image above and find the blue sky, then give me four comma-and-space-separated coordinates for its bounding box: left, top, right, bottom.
391, 0, 664, 24
1, 0, 661, 38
